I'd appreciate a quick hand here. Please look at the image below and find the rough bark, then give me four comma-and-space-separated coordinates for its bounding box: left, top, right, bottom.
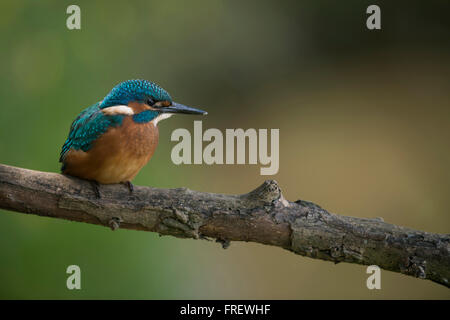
0, 163, 448, 288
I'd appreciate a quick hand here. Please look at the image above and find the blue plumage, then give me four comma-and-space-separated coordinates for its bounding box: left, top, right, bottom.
59, 79, 207, 187
59, 103, 125, 163
60, 79, 167, 165
100, 79, 172, 108
133, 110, 159, 123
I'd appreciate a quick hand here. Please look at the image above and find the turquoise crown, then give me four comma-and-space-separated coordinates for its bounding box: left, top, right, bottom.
100, 79, 172, 108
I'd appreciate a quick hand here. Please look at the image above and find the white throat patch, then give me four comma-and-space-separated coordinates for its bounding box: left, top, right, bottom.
153, 113, 173, 126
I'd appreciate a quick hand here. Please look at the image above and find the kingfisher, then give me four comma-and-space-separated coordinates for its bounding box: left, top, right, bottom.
60, 79, 207, 196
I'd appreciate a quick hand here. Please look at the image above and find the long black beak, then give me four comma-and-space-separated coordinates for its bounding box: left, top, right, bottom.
159, 102, 207, 115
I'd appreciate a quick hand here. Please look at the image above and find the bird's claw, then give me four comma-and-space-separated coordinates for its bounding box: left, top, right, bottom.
109, 217, 122, 231
90, 180, 101, 198
123, 181, 134, 194
216, 238, 231, 249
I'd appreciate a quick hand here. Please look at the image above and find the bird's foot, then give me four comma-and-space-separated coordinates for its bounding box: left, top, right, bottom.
90, 180, 101, 198
109, 217, 122, 231
216, 238, 231, 249
122, 181, 134, 194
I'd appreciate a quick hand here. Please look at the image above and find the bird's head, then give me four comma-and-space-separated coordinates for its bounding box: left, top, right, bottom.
99, 79, 206, 123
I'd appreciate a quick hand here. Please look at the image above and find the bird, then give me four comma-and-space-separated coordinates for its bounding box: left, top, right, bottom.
59, 79, 207, 197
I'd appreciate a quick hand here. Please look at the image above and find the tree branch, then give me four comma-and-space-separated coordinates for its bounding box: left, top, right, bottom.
0, 163, 448, 288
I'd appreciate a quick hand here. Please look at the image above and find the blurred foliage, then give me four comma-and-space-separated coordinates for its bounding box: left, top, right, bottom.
0, 0, 449, 299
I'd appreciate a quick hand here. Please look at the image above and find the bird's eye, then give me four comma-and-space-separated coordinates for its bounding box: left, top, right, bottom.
146, 98, 155, 106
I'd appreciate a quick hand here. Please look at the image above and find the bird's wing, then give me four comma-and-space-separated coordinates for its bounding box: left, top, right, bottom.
59, 102, 124, 163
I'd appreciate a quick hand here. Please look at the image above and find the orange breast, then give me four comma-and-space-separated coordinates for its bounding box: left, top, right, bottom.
63, 117, 158, 184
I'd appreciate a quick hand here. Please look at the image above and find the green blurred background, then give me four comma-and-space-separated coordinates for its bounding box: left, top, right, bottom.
1, 0, 449, 299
